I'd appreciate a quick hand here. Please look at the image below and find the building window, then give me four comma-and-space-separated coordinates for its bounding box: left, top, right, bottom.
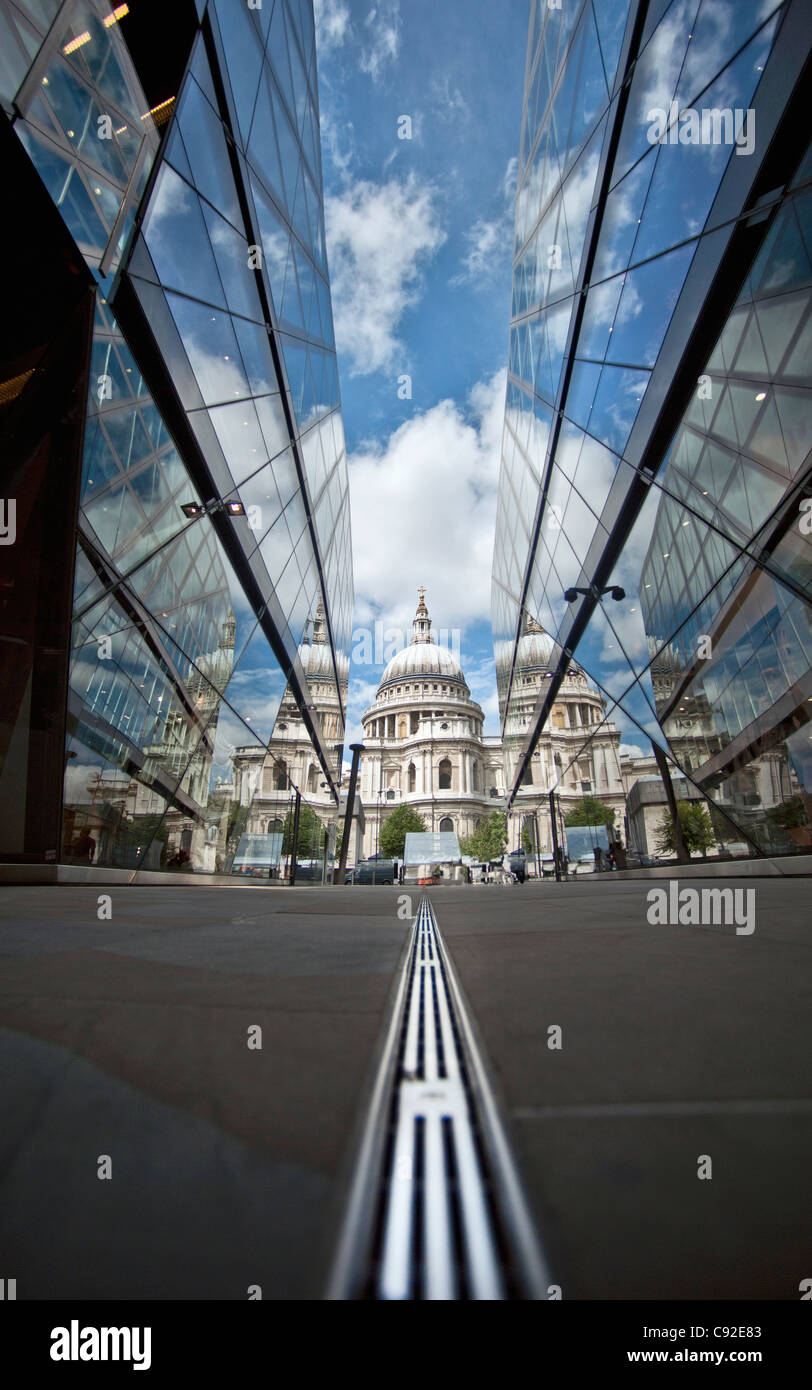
274, 760, 288, 791
407, 762, 416, 792
307, 764, 318, 794
439, 757, 452, 790
267, 818, 283, 833
439, 816, 453, 832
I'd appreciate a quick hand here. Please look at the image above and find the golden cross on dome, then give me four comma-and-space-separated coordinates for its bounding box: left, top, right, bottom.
418, 585, 425, 604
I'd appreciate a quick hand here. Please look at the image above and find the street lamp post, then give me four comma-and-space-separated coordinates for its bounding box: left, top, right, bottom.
549, 787, 564, 882
374, 783, 395, 883
557, 792, 569, 878
335, 742, 364, 885
288, 785, 301, 887
533, 808, 542, 881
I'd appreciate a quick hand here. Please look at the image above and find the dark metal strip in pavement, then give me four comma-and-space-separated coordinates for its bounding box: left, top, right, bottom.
326, 897, 552, 1299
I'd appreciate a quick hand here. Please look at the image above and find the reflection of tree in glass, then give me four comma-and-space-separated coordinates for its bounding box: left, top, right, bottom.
655, 800, 716, 856
564, 795, 615, 828
282, 801, 323, 856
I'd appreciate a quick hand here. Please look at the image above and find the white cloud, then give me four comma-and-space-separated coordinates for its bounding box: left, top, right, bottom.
620, 742, 648, 760
314, 0, 351, 54
325, 173, 446, 375
319, 110, 355, 179
503, 156, 518, 203
452, 217, 503, 285
431, 74, 469, 123
452, 156, 517, 289
348, 368, 506, 637
360, 1, 401, 81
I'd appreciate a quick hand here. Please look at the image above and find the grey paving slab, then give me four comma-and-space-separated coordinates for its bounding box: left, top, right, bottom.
425, 880, 812, 1299
0, 887, 408, 1299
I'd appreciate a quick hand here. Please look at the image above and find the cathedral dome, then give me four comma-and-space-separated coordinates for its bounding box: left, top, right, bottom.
516, 614, 558, 672
378, 588, 465, 690
381, 642, 463, 684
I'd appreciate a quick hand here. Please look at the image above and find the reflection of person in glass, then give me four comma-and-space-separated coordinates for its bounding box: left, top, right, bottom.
71, 827, 96, 862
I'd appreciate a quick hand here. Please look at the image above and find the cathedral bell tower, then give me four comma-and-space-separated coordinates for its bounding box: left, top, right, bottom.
412, 586, 433, 645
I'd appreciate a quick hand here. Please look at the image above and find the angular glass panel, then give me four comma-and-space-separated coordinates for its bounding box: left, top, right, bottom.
177, 72, 243, 230
212, 0, 265, 144
143, 164, 225, 305
201, 201, 264, 322
247, 69, 286, 207
604, 241, 696, 368
165, 294, 251, 403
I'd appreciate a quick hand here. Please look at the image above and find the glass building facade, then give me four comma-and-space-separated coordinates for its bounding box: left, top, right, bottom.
493, 0, 811, 860
0, 0, 353, 878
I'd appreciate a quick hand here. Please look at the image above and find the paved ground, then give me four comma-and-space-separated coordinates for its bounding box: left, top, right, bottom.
0, 878, 809, 1299
426, 879, 812, 1300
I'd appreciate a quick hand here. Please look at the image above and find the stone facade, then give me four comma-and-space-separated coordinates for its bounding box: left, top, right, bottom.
357, 592, 627, 862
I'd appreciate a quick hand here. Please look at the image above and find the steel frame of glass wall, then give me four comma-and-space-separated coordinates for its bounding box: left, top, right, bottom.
0, 0, 353, 879
493, 0, 812, 861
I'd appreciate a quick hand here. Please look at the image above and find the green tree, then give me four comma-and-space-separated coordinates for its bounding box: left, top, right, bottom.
766, 796, 807, 831
564, 795, 616, 828
226, 801, 250, 847
655, 799, 716, 856
282, 801, 324, 857
379, 804, 427, 858
459, 810, 508, 862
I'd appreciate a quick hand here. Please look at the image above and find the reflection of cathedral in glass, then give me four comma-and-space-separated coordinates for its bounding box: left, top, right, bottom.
231, 601, 349, 851
492, 0, 811, 862
0, 2, 353, 879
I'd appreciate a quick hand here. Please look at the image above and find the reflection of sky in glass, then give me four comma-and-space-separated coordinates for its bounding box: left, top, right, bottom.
494, 0, 800, 827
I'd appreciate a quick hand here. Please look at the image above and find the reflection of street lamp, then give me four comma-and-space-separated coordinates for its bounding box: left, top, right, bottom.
564, 584, 625, 602
374, 786, 395, 882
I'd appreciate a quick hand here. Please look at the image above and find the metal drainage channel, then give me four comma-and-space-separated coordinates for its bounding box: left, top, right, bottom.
326, 896, 551, 1300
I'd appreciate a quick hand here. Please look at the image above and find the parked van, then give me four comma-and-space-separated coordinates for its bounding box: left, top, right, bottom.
350, 856, 396, 884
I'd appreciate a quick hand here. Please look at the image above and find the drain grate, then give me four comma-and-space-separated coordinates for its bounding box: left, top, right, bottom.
326, 896, 551, 1300
376, 897, 505, 1299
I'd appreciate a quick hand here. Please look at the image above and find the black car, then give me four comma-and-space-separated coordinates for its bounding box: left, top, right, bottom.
508, 848, 527, 882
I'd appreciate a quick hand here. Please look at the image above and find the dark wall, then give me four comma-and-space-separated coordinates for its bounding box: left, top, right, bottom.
0, 115, 95, 859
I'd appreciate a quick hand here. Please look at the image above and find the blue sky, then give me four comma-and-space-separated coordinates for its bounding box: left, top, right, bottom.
313, 0, 530, 740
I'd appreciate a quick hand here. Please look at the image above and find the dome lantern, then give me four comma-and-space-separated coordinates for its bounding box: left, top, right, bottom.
377, 589, 467, 690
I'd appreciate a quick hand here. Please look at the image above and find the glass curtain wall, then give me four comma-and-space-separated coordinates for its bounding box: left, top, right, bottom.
492, 0, 811, 862
1, 0, 352, 877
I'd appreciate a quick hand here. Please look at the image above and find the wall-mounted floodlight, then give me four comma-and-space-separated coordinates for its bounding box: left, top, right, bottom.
564, 584, 626, 602
181, 499, 245, 519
